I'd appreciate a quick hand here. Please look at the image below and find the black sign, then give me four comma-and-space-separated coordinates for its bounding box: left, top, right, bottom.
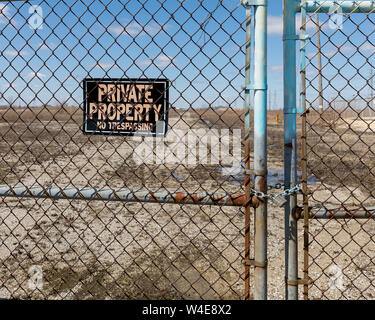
83, 78, 169, 136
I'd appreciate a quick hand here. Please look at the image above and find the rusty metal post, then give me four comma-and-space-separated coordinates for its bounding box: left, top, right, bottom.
253, 0, 268, 300
300, 1, 309, 300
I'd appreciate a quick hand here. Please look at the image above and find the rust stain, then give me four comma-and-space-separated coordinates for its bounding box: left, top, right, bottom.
257, 176, 266, 193
135, 191, 252, 206
231, 194, 246, 206
173, 192, 187, 202
148, 192, 158, 201
285, 142, 293, 149
190, 194, 200, 203
251, 195, 260, 208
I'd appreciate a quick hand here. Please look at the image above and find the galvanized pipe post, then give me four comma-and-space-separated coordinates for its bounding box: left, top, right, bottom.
253, 0, 268, 300
241, 0, 268, 300
283, 0, 298, 300
244, 3, 252, 300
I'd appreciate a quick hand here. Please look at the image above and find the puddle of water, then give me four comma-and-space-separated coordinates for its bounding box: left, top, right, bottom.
220, 162, 318, 186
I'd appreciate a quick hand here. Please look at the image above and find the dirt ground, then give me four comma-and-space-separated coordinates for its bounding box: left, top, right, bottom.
0, 106, 374, 300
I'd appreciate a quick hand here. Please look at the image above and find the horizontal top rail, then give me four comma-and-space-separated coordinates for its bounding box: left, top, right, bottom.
0, 185, 248, 207
297, 1, 375, 13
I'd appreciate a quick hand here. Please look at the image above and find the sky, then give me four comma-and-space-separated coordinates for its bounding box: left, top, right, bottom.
0, 0, 374, 111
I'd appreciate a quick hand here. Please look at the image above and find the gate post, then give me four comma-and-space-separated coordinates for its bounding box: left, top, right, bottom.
253, 0, 268, 300
242, 0, 268, 300
244, 2, 252, 301
283, 0, 298, 300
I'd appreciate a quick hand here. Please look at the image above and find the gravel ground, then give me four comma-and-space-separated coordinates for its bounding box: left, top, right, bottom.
0, 108, 374, 300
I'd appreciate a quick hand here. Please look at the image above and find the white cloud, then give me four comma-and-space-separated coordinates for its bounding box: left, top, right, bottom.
110, 22, 163, 36
307, 42, 375, 59
268, 16, 283, 35
91, 62, 119, 69
4, 50, 28, 57
1, 83, 18, 89
268, 15, 326, 36
0, 4, 9, 22
360, 43, 375, 52
311, 44, 355, 58
0, 4, 9, 15
154, 55, 174, 67
139, 55, 174, 67
38, 42, 56, 51
25, 72, 46, 79
0, 4, 8, 12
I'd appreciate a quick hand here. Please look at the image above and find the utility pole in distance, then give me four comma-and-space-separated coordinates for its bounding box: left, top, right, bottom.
316, 13, 323, 114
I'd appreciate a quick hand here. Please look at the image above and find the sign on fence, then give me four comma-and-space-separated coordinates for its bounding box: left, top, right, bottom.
83, 78, 169, 136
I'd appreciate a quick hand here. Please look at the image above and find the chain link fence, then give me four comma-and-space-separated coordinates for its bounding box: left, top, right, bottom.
302, 4, 375, 299
0, 0, 252, 299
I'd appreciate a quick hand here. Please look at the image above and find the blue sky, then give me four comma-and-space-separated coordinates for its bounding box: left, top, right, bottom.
0, 0, 374, 111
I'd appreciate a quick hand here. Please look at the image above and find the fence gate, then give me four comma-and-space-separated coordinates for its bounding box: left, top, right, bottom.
0, 0, 266, 299
298, 1, 375, 299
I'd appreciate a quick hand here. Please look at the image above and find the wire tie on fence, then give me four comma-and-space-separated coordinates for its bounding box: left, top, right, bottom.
242, 83, 268, 91
244, 259, 267, 268
300, 108, 310, 116
243, 169, 254, 176
282, 34, 309, 41
287, 277, 313, 286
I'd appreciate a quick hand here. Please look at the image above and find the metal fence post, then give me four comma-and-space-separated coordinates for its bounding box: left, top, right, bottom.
253, 0, 268, 300
244, 3, 252, 301
283, 0, 298, 300
300, 0, 309, 301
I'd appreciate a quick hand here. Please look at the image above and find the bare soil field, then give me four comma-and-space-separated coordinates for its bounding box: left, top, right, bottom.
0, 106, 374, 299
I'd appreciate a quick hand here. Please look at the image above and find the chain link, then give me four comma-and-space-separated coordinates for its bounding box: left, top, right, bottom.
250, 184, 303, 207
303, 7, 375, 300
0, 0, 248, 300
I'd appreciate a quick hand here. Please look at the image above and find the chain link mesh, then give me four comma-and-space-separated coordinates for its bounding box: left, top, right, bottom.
0, 0, 250, 299
303, 6, 375, 299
